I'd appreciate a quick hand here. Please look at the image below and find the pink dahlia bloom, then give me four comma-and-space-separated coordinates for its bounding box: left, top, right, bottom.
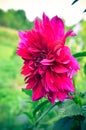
16, 13, 80, 104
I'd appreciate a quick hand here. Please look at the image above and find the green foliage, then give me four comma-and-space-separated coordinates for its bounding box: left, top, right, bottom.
54, 117, 75, 130
0, 9, 33, 30
53, 99, 86, 130
73, 51, 86, 58
84, 63, 86, 75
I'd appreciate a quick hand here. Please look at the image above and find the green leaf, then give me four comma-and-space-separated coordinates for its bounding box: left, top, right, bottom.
73, 95, 82, 106
84, 63, 86, 75
35, 101, 61, 126
58, 100, 85, 118
53, 117, 74, 130
22, 88, 32, 97
35, 104, 54, 126
81, 118, 86, 130
33, 100, 49, 115
73, 52, 86, 58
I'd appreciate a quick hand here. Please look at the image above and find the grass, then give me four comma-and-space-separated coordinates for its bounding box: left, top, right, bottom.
0, 44, 14, 59
0, 26, 23, 84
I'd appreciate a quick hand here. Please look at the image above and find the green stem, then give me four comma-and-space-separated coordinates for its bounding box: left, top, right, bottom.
34, 101, 61, 126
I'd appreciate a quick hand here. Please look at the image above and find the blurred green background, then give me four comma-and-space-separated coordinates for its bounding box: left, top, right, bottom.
0, 9, 86, 130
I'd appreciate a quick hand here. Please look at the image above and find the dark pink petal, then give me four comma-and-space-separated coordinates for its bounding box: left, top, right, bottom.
26, 76, 38, 89
29, 31, 42, 49
67, 56, 80, 77
51, 73, 74, 92
53, 40, 63, 53
18, 41, 28, 48
32, 81, 45, 101
21, 62, 31, 76
45, 70, 58, 92
18, 30, 30, 44
38, 65, 47, 75
40, 58, 54, 65
61, 76, 74, 92
57, 91, 67, 101
70, 56, 80, 70
18, 31, 26, 41
16, 48, 32, 60
51, 16, 64, 39
64, 30, 76, 42
34, 17, 40, 30
51, 64, 68, 73
48, 92, 57, 104
42, 13, 55, 42
56, 46, 71, 64
43, 13, 50, 25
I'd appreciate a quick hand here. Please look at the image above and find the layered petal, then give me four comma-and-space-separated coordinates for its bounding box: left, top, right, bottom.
48, 92, 57, 104
40, 58, 54, 65
51, 63, 68, 73
25, 74, 39, 90
45, 70, 58, 92
16, 13, 80, 104
51, 15, 64, 40
32, 81, 45, 101
57, 91, 67, 101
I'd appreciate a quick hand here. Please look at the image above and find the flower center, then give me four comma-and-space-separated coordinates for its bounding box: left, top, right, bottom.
34, 52, 46, 67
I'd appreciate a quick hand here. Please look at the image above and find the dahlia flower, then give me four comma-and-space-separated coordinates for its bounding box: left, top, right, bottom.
16, 13, 80, 104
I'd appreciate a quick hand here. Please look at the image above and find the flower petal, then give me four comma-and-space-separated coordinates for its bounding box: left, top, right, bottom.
40, 58, 54, 65
45, 70, 58, 92
57, 91, 67, 101
26, 76, 38, 89
43, 13, 50, 25
34, 17, 40, 30
51, 64, 68, 73
56, 46, 71, 64
62, 76, 74, 92
48, 92, 57, 104
32, 81, 45, 101
64, 30, 76, 42
21, 62, 31, 76
51, 16, 64, 39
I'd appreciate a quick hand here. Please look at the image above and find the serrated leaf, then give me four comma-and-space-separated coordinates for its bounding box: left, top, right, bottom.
58, 100, 85, 118
81, 118, 86, 130
53, 117, 74, 130
82, 106, 86, 117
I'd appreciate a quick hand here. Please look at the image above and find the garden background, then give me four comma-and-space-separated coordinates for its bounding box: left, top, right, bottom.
0, 1, 86, 130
